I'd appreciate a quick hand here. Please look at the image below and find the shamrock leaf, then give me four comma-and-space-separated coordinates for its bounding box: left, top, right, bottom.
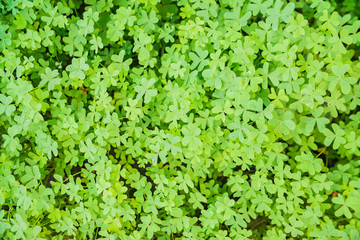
266, 0, 295, 31
200, 209, 218, 229
301, 107, 330, 135
0, 94, 16, 117
323, 124, 346, 149
215, 195, 236, 221
134, 78, 158, 104
10, 214, 28, 240
332, 194, 353, 219
39, 67, 61, 91
66, 57, 89, 80
181, 123, 202, 148
137, 10, 159, 33
189, 47, 209, 71
286, 14, 308, 37
295, 152, 322, 175
175, 172, 194, 193
89, 35, 103, 53
284, 216, 304, 237
189, 191, 207, 209
20, 166, 41, 189
329, 64, 357, 94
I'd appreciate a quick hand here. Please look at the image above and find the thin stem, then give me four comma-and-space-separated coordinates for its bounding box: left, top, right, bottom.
70, 0, 79, 17
30, 215, 43, 227
95, 226, 99, 239
315, 148, 326, 159
62, 170, 83, 184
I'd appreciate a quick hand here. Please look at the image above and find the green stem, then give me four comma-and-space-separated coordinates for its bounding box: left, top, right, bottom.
315, 148, 326, 159
62, 170, 83, 184
30, 215, 43, 227
70, 0, 79, 17
95, 226, 99, 239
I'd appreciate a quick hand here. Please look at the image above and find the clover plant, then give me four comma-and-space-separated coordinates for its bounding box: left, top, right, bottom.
0, 0, 360, 239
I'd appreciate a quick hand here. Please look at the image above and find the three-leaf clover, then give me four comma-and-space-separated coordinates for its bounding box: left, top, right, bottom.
323, 124, 346, 149
39, 67, 61, 91
189, 47, 209, 71
66, 57, 89, 80
0, 94, 16, 117
266, 0, 295, 31
134, 78, 158, 104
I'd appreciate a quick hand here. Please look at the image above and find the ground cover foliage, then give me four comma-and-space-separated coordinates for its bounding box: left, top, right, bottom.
1, 0, 360, 239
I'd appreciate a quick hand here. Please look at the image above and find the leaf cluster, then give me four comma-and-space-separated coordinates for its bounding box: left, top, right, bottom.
1, 0, 360, 239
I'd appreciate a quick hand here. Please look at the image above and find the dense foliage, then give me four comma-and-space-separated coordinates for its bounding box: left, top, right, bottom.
1, 0, 360, 239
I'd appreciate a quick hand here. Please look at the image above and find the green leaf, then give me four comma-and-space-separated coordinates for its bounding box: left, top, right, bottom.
0, 94, 16, 117
66, 57, 89, 80
39, 67, 61, 91
323, 124, 346, 149
134, 78, 158, 104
